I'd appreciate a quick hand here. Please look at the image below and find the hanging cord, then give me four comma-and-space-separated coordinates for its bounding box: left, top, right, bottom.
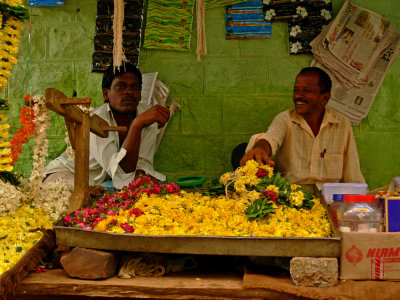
113, 0, 127, 71
196, 0, 207, 61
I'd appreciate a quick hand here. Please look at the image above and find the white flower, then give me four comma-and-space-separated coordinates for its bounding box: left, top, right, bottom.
290, 42, 303, 53
263, 0, 271, 4
264, 9, 276, 21
323, 0, 331, 4
290, 25, 302, 37
321, 9, 332, 20
296, 6, 308, 18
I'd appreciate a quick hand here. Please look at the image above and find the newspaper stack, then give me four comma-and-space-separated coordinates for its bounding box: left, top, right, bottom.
310, 0, 400, 125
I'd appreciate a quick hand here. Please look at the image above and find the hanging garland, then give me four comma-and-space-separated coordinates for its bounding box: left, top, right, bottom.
0, 100, 12, 172
8, 94, 35, 164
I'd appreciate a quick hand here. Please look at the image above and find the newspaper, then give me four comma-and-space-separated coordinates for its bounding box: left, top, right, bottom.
310, 0, 400, 124
141, 72, 158, 106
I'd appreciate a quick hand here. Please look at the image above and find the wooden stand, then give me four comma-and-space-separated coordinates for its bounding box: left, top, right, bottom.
45, 88, 126, 212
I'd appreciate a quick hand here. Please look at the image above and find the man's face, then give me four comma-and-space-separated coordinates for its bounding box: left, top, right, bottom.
103, 72, 141, 114
292, 72, 330, 118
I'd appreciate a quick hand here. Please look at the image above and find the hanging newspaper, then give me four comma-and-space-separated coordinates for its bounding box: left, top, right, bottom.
310, 0, 400, 125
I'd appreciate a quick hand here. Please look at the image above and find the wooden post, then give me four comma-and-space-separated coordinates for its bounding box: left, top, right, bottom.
45, 88, 126, 212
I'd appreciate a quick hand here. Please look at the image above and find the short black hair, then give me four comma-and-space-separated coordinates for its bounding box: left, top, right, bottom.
101, 62, 143, 90
298, 67, 332, 94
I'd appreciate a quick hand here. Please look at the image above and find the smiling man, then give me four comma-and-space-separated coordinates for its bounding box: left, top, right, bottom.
44, 63, 170, 189
240, 67, 365, 188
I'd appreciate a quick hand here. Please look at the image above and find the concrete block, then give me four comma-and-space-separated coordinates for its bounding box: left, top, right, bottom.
290, 257, 338, 287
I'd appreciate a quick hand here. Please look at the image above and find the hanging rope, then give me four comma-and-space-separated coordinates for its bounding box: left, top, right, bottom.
196, 0, 207, 61
113, 0, 127, 70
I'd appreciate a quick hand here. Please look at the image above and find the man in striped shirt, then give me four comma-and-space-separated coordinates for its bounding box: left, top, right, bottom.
240, 67, 365, 189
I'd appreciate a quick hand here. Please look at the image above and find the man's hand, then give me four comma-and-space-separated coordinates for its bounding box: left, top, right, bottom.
132, 104, 170, 129
240, 139, 275, 167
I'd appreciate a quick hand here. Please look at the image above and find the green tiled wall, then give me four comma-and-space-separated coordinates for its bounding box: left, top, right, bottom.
5, 0, 400, 189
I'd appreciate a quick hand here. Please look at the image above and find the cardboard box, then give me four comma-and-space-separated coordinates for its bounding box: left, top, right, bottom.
341, 232, 400, 280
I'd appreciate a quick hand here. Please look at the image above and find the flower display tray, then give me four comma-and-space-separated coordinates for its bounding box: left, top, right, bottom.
55, 185, 341, 257
54, 223, 341, 257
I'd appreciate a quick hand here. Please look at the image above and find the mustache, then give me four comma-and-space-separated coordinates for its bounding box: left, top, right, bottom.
122, 96, 139, 102
294, 98, 308, 104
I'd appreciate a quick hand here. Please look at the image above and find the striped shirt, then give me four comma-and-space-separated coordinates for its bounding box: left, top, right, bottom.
246, 108, 365, 189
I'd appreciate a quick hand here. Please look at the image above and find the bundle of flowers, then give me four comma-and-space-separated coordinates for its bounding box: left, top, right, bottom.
219, 160, 315, 221
64, 160, 332, 238
0, 204, 53, 275
63, 176, 181, 231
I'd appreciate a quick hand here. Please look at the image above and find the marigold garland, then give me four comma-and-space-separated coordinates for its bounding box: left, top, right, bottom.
0, 14, 23, 93
0, 108, 12, 172
9, 94, 35, 164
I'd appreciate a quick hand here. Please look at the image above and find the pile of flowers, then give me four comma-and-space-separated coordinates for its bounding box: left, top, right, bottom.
63, 177, 181, 231
64, 160, 332, 238
0, 204, 53, 274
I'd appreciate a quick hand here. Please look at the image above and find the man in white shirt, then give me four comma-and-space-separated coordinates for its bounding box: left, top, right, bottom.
44, 63, 170, 189
239, 67, 364, 188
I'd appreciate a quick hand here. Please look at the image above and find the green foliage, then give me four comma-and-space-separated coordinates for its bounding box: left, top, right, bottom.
0, 171, 21, 186
245, 198, 275, 221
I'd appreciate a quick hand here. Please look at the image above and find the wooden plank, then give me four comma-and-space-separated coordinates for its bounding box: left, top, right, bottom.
16, 269, 287, 299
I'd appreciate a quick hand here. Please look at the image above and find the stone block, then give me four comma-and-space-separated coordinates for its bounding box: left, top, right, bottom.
60, 247, 119, 280
290, 257, 338, 287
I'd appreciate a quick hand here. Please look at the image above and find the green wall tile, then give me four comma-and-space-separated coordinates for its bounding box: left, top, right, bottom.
141, 58, 203, 96
75, 60, 104, 103
267, 55, 313, 95
76, 0, 98, 24
356, 132, 400, 190
204, 58, 268, 95
18, 26, 46, 62
239, 22, 288, 58
8, 62, 75, 100
181, 96, 223, 135
204, 136, 227, 173
223, 95, 291, 134
154, 136, 205, 173
48, 24, 94, 60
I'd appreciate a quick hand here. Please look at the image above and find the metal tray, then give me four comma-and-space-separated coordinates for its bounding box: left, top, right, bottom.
55, 222, 340, 257
54, 185, 341, 257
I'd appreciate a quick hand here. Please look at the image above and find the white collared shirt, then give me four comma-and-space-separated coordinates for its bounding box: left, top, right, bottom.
45, 102, 166, 189
246, 108, 365, 189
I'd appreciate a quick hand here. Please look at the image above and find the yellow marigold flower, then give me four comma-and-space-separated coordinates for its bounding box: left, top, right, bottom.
290, 184, 301, 191
288, 190, 304, 207
266, 185, 279, 194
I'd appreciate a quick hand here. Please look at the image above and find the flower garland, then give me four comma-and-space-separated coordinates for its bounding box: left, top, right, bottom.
0, 107, 12, 172
18, 94, 72, 222
0, 15, 23, 93
27, 95, 50, 198
9, 94, 36, 164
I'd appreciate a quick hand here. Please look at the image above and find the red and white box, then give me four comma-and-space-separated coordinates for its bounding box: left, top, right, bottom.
341, 232, 400, 280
